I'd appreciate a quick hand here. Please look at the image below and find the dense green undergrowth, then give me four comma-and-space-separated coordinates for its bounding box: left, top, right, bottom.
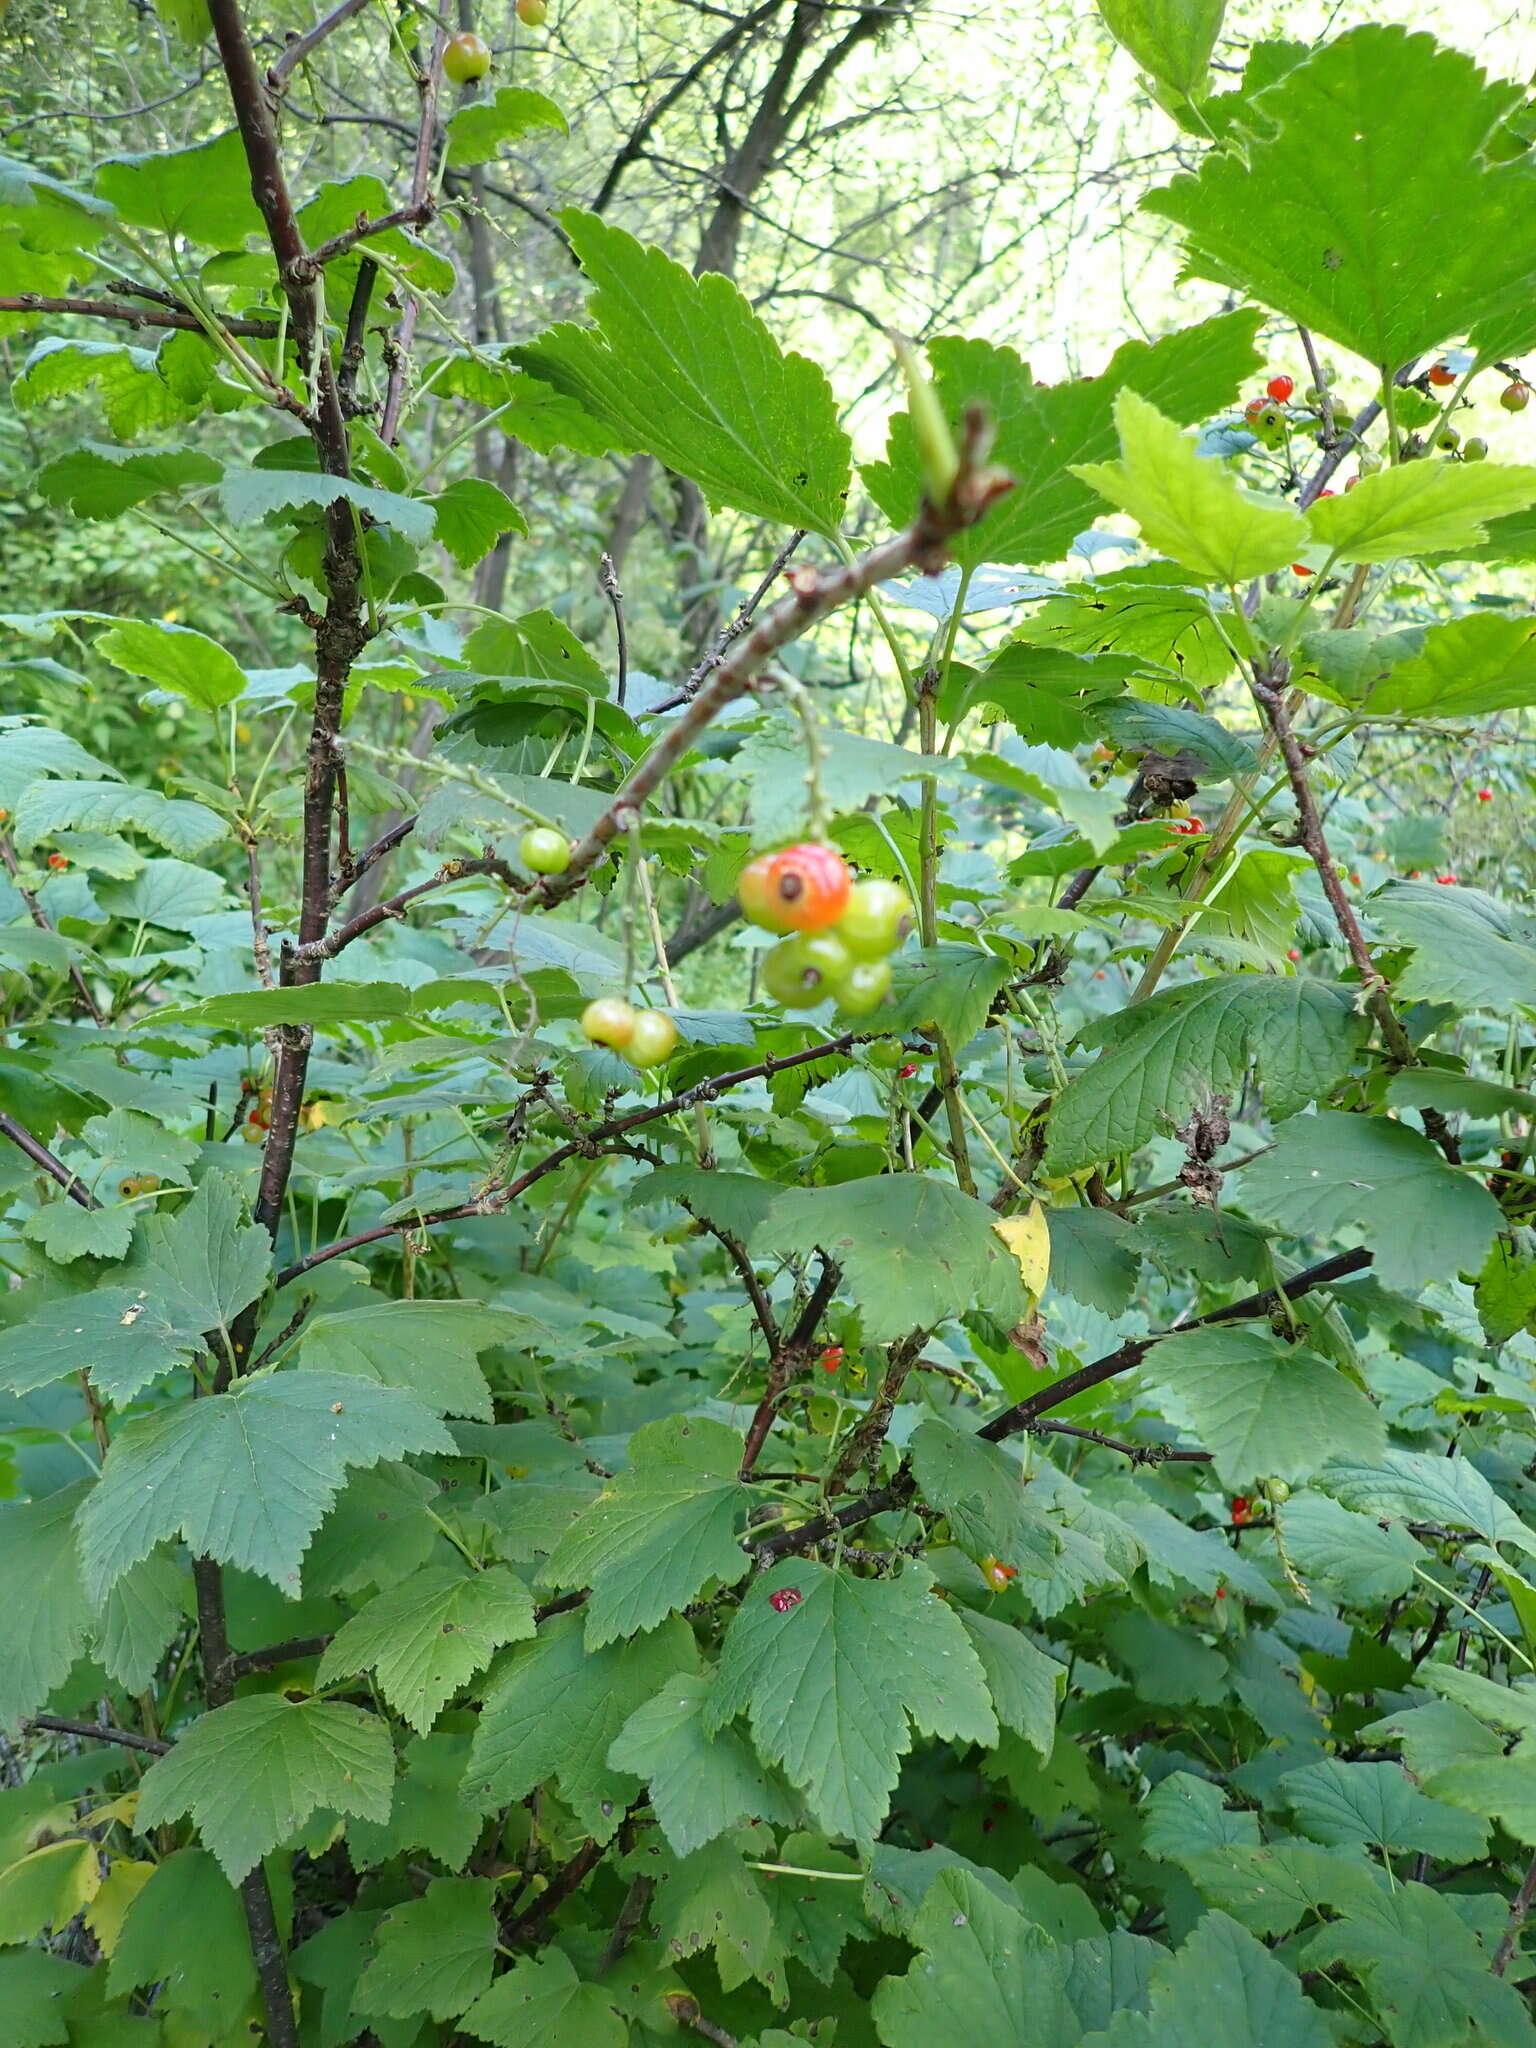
4, 2, 1536, 2043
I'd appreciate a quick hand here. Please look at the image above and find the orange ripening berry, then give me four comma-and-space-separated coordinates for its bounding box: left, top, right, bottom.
737, 843, 852, 934
47, 853, 68, 870
1428, 361, 1456, 387
979, 1556, 1018, 1593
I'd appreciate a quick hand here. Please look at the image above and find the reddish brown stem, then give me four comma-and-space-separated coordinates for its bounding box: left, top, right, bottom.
738, 1257, 840, 1478
0, 293, 280, 337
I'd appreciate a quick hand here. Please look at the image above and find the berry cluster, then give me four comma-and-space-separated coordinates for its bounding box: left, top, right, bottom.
739, 843, 912, 1018
579, 997, 679, 1070
1242, 370, 1311, 449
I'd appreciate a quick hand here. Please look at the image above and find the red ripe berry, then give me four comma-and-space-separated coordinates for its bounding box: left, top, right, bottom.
1436, 873, 1459, 885
1292, 563, 1314, 577
1266, 374, 1294, 402
1230, 1495, 1253, 1526
1287, 948, 1300, 962
768, 1587, 803, 1615
1478, 787, 1494, 802
1317, 488, 1336, 499
1428, 362, 1456, 387
819, 1346, 844, 1373
1166, 817, 1203, 837
46, 853, 68, 870
898, 1062, 917, 1079
1216, 1586, 1228, 1600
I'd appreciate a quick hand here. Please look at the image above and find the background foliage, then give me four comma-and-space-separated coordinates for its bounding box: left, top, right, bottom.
4, 1, 1536, 2044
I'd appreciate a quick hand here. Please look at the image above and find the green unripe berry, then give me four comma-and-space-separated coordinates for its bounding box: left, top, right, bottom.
761, 932, 852, 1008
1463, 435, 1489, 462
623, 1009, 678, 1068
836, 959, 893, 1017
520, 826, 571, 874
580, 996, 636, 1050
837, 878, 913, 960
442, 30, 492, 81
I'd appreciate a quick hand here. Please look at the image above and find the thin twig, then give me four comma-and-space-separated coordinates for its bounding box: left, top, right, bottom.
267, 0, 375, 92
295, 854, 517, 965
650, 528, 809, 714
378, 15, 445, 444
1250, 660, 1459, 1163
301, 200, 435, 273
330, 813, 417, 905
1027, 1421, 1211, 1465
275, 1032, 873, 1286
0, 293, 279, 338
0, 1111, 99, 1208
1494, 1851, 1536, 1976
245, 841, 277, 990
596, 1875, 654, 1976
753, 1245, 1374, 1565
25, 1715, 169, 1757
599, 553, 628, 708
224, 1635, 333, 1681
739, 1257, 839, 1478
337, 258, 378, 417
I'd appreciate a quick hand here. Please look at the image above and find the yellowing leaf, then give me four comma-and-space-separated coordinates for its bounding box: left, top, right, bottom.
0, 1841, 102, 1944
994, 1204, 1051, 1299
83, 1859, 155, 1958
1072, 389, 1305, 585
